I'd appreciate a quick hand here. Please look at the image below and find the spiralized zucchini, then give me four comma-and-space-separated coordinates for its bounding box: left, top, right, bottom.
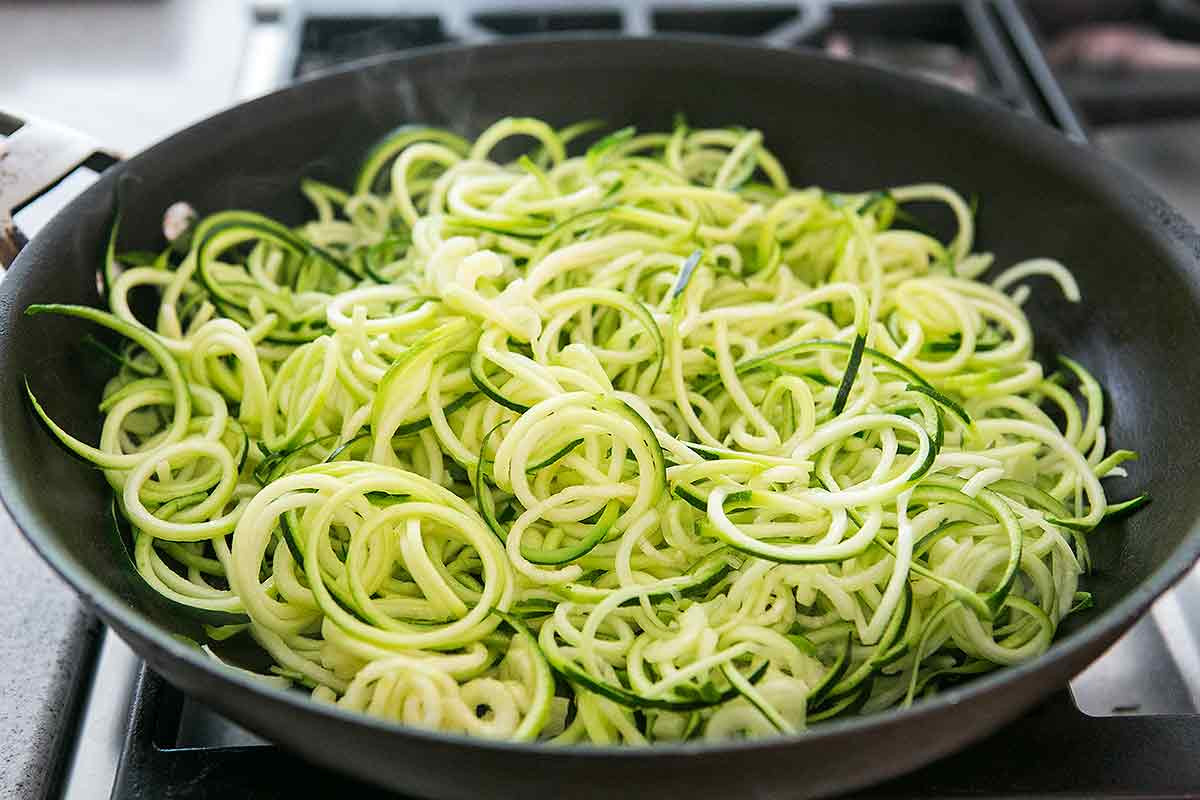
28, 117, 1146, 744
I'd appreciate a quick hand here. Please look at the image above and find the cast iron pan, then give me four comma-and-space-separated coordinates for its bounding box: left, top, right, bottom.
2, 37, 1200, 799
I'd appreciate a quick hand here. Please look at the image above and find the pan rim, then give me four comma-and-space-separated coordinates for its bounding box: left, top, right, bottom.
3, 32, 1200, 765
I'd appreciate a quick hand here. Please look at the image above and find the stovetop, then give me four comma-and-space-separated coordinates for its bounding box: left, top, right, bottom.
6, 1, 1200, 798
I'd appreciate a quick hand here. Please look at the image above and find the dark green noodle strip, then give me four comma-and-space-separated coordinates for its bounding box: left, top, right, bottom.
521, 501, 621, 566
526, 438, 584, 472
474, 422, 510, 543
254, 433, 340, 485
1070, 592, 1095, 613
469, 350, 531, 413
903, 383, 971, 427
115, 249, 164, 267
831, 333, 866, 416
807, 679, 874, 723
804, 632, 853, 707
24, 117, 1145, 744
102, 208, 123, 300
1102, 494, 1151, 520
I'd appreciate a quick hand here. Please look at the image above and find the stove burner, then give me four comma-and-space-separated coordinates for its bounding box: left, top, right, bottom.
475, 10, 623, 35
102, 666, 1200, 800
652, 7, 799, 36
295, 16, 453, 78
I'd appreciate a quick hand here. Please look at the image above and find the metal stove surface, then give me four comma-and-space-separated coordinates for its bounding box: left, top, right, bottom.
6, 1, 1200, 798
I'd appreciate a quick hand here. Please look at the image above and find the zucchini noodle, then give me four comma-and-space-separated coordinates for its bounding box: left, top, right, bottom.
27, 117, 1146, 744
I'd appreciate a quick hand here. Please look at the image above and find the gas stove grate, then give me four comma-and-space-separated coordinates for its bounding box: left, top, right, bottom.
111, 668, 1200, 799
289, 0, 1085, 138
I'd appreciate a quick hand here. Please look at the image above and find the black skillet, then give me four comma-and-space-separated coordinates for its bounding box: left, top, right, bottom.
2, 37, 1199, 800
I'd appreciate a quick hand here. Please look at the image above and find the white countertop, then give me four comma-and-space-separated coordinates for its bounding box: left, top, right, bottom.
0, 0, 251, 154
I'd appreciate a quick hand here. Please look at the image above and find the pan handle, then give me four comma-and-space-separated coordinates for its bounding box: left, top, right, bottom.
0, 109, 121, 268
